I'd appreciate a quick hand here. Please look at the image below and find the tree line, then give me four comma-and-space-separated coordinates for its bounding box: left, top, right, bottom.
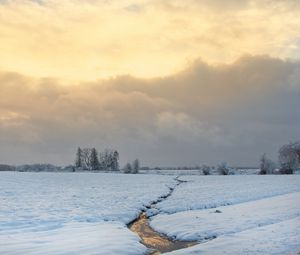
259, 140, 300, 174
74, 147, 141, 173
75, 147, 119, 171
198, 141, 300, 176
123, 159, 140, 174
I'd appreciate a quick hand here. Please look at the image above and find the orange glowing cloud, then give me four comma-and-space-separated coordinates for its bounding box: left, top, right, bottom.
0, 0, 299, 80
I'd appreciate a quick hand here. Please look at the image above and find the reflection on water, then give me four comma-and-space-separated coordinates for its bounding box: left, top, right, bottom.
129, 213, 197, 254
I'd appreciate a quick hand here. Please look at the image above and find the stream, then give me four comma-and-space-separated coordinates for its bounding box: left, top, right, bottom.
128, 177, 198, 254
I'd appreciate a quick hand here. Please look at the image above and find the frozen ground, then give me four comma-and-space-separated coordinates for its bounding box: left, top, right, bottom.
151, 192, 300, 240
150, 175, 300, 254
1, 221, 147, 255
165, 217, 300, 255
0, 172, 175, 254
156, 175, 300, 213
1, 172, 300, 254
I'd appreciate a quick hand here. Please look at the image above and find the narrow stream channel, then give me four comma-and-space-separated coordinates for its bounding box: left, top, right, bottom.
128, 177, 198, 254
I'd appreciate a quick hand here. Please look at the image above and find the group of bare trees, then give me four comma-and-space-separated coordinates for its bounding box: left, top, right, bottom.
278, 141, 300, 174
75, 147, 119, 171
200, 162, 232, 175
260, 141, 300, 174
259, 153, 276, 175
123, 159, 140, 174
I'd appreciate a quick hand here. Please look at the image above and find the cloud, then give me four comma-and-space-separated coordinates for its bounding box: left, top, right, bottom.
0, 0, 300, 80
0, 55, 299, 166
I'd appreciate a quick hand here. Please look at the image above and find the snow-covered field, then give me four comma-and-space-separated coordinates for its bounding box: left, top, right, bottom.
140, 168, 260, 175
151, 175, 300, 254
0, 172, 300, 254
0, 172, 175, 255
156, 175, 300, 213
165, 217, 300, 255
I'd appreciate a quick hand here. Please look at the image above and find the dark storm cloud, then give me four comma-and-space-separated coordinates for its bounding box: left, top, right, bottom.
0, 55, 299, 166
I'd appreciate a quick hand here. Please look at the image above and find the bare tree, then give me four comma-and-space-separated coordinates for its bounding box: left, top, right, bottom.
123, 162, 132, 174
90, 148, 100, 170
259, 153, 275, 175
201, 164, 211, 175
217, 162, 230, 175
75, 147, 83, 168
132, 159, 140, 174
289, 141, 300, 161
279, 143, 299, 174
99, 149, 108, 170
99, 149, 120, 171
82, 148, 92, 170
111, 150, 119, 171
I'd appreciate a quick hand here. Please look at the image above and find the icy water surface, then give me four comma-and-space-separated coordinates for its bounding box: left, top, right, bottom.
129, 212, 197, 254
129, 177, 198, 254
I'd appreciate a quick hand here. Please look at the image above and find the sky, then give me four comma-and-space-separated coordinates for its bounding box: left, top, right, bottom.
0, 0, 300, 166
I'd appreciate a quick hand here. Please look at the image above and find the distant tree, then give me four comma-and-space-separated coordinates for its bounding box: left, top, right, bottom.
75, 147, 83, 168
82, 148, 92, 170
98, 151, 105, 170
288, 141, 300, 166
279, 143, 299, 174
123, 162, 132, 174
0, 164, 16, 171
90, 148, 100, 170
111, 150, 119, 171
201, 164, 211, 175
292, 141, 300, 160
259, 153, 276, 175
217, 162, 230, 175
132, 159, 140, 174
101, 149, 108, 170
74, 147, 121, 171
107, 149, 114, 170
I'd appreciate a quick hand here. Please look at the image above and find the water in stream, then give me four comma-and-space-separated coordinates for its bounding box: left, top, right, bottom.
129, 212, 197, 254
129, 177, 198, 254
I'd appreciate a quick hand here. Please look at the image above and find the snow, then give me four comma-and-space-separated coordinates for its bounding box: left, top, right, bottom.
0, 172, 175, 254
165, 217, 300, 255
1, 222, 146, 255
151, 192, 300, 241
156, 175, 300, 213
150, 175, 300, 255
1, 172, 300, 255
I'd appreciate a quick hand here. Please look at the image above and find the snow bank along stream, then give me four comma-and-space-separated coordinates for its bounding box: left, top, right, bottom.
129, 175, 300, 255
1, 172, 299, 254
128, 177, 199, 254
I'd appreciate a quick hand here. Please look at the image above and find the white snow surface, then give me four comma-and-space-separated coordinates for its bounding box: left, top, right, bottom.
151, 175, 300, 255
0, 172, 175, 254
1, 173, 300, 255
156, 175, 300, 213
151, 192, 300, 240
165, 217, 300, 255
1, 222, 146, 255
